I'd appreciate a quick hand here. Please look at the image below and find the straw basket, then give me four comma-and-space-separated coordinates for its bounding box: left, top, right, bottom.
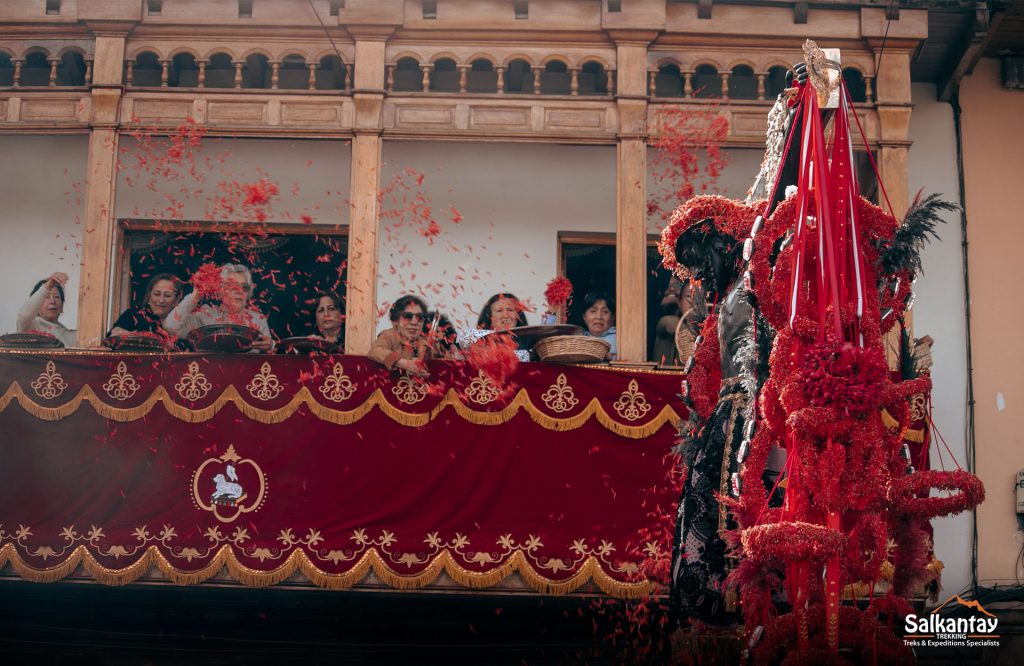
534, 335, 610, 364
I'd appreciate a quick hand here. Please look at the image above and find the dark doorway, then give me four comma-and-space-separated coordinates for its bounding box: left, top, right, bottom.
560, 235, 674, 362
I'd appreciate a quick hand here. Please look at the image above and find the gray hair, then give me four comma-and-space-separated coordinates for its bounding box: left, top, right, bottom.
220, 264, 254, 294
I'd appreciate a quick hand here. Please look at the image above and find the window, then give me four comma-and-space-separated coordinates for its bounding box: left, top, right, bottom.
504, 59, 533, 93
728, 65, 757, 100
393, 57, 421, 92
466, 59, 497, 94
115, 221, 348, 340
242, 53, 271, 89
654, 63, 683, 97
205, 53, 235, 88
0, 52, 13, 87
147, 0, 163, 16
55, 50, 87, 86
540, 60, 569, 95
579, 60, 607, 95
766, 65, 789, 99
843, 67, 867, 103
170, 53, 199, 87
429, 58, 458, 92
20, 52, 52, 87
239, 0, 254, 19
692, 64, 721, 99
45, 0, 61, 16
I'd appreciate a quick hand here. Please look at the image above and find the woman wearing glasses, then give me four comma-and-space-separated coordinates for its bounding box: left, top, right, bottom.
368, 294, 433, 377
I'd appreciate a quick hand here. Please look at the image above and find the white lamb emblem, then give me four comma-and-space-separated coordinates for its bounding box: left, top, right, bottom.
211, 464, 245, 504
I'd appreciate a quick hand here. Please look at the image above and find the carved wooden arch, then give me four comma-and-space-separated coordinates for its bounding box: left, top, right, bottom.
238, 47, 274, 62
539, 54, 572, 68
277, 48, 311, 63
688, 58, 723, 73
763, 60, 794, 73
652, 56, 684, 71
55, 45, 91, 60
22, 45, 54, 59
202, 48, 238, 62
126, 46, 165, 61
578, 55, 613, 70
167, 46, 202, 61
310, 48, 347, 64
465, 52, 497, 67
390, 51, 424, 66
726, 58, 757, 73
501, 53, 537, 68
428, 51, 461, 66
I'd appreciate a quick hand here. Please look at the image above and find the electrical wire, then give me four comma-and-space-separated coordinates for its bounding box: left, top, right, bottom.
950, 88, 980, 596
305, 0, 348, 89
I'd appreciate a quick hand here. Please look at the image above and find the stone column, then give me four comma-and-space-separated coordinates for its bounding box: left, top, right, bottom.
12, 59, 22, 87
756, 72, 766, 100
233, 59, 243, 88
420, 63, 431, 92
197, 59, 207, 88
458, 64, 468, 93
48, 58, 59, 86
159, 58, 169, 87
570, 67, 579, 95
495, 66, 505, 93
532, 65, 541, 94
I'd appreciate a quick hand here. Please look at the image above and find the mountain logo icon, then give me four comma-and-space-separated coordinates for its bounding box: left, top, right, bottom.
930, 595, 996, 618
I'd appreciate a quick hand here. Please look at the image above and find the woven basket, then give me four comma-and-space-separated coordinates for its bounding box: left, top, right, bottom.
534, 335, 610, 364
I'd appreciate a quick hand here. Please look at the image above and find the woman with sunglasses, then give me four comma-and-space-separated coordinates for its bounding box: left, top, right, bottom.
368, 294, 433, 378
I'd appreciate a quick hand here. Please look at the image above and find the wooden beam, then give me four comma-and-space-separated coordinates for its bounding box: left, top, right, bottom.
938, 2, 1004, 102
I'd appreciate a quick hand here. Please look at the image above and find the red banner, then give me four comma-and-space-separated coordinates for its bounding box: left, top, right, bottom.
0, 352, 683, 597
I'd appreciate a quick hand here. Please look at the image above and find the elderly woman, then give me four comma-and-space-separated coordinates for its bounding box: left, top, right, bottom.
580, 291, 616, 360
16, 272, 77, 347
108, 273, 183, 337
455, 293, 530, 362
310, 291, 344, 345
163, 263, 274, 352
368, 294, 434, 377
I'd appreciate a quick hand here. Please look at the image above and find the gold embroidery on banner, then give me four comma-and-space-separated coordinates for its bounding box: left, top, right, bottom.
102, 361, 140, 401
392, 375, 428, 405
246, 362, 282, 401
613, 379, 651, 421
540, 373, 579, 413
464, 370, 501, 405
909, 393, 927, 422
319, 363, 356, 403
30, 361, 67, 399
0, 531, 655, 598
174, 362, 212, 401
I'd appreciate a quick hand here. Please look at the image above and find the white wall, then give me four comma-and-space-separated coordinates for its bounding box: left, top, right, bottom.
377, 141, 617, 330
907, 83, 972, 598
0, 135, 88, 336
114, 137, 352, 224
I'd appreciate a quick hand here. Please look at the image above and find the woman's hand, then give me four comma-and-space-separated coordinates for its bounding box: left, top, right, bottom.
396, 358, 429, 378
45, 272, 69, 291
251, 336, 275, 353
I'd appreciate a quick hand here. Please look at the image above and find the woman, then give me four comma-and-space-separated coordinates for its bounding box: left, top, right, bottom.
580, 291, 616, 360
163, 263, 274, 353
476, 293, 528, 331
108, 273, 182, 337
310, 291, 344, 346
368, 294, 433, 377
458, 293, 530, 361
16, 272, 77, 347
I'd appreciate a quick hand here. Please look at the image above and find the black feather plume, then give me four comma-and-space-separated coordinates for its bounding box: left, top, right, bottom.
876, 190, 959, 278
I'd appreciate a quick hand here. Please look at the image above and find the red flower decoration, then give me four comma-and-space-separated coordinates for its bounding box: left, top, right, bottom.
543, 276, 573, 309
800, 341, 888, 414
190, 263, 222, 298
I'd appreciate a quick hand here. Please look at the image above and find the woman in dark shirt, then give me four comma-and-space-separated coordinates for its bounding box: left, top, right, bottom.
311, 291, 344, 346
107, 273, 183, 337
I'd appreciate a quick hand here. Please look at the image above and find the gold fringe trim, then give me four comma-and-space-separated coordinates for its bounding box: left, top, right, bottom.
0, 382, 680, 439
0, 543, 653, 598
880, 408, 925, 443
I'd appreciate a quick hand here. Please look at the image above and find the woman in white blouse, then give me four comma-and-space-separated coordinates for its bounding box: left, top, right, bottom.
16, 272, 77, 347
